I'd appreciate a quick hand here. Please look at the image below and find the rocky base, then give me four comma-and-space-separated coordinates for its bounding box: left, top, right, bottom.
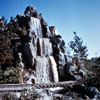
0, 85, 100, 100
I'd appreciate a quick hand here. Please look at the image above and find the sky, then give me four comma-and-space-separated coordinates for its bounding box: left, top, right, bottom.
0, 0, 100, 58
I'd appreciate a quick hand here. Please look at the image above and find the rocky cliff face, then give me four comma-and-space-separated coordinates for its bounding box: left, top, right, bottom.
0, 6, 67, 84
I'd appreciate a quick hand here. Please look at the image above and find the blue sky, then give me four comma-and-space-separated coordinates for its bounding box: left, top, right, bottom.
0, 0, 100, 58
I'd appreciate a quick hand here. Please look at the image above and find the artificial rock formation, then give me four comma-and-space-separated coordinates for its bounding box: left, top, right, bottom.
0, 6, 67, 84
0, 6, 100, 100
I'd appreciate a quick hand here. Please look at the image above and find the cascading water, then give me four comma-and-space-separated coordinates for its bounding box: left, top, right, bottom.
49, 56, 59, 82
27, 16, 60, 99
37, 38, 53, 57
35, 57, 51, 83
29, 17, 42, 37
26, 14, 60, 84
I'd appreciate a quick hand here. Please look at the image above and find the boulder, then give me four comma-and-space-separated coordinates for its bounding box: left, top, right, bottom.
24, 6, 38, 17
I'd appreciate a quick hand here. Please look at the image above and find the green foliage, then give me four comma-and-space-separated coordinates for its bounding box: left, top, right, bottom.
68, 32, 88, 66
69, 32, 88, 60
0, 31, 14, 68
0, 67, 22, 84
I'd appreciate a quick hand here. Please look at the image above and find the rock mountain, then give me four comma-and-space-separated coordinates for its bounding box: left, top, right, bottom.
0, 6, 67, 84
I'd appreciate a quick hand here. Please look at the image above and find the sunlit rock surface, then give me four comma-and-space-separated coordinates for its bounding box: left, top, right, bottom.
49, 26, 58, 36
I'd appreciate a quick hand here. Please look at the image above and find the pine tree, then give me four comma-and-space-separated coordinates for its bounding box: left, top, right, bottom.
68, 32, 88, 67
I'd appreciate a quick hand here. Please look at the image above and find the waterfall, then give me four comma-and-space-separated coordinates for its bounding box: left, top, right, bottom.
35, 57, 51, 83
35, 56, 58, 83
37, 38, 53, 56
29, 17, 42, 37
49, 56, 59, 82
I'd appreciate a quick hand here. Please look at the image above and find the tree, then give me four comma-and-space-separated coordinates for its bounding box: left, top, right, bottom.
68, 32, 88, 67
0, 17, 14, 69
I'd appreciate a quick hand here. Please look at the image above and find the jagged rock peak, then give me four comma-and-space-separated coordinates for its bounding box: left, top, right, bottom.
24, 5, 38, 17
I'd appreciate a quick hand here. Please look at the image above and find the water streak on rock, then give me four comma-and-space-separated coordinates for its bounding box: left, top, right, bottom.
29, 17, 42, 37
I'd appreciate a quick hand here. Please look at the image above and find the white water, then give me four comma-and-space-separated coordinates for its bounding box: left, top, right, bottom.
35, 56, 51, 83
35, 56, 58, 83
38, 38, 53, 56
29, 17, 42, 37
23, 38, 59, 84
49, 56, 59, 82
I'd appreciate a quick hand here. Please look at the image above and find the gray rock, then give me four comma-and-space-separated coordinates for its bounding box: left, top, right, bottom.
24, 6, 38, 17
